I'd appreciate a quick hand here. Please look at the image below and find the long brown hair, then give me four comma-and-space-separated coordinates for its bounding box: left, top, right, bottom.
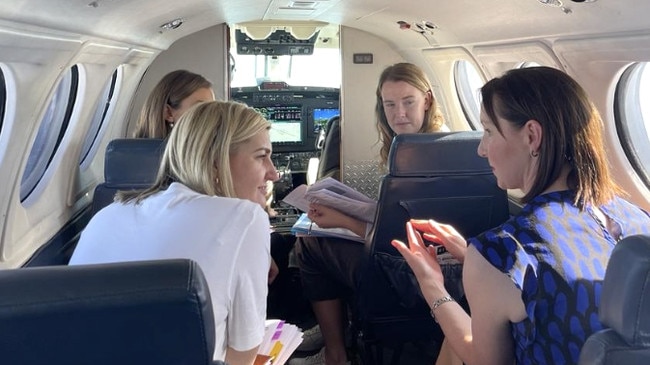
133, 70, 212, 139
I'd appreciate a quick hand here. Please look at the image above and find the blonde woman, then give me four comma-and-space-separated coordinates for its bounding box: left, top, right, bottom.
71, 101, 279, 365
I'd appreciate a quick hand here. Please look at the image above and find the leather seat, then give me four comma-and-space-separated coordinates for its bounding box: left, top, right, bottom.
0, 259, 225, 365
91, 138, 166, 216
316, 115, 340, 181
578, 234, 650, 365
355, 131, 510, 364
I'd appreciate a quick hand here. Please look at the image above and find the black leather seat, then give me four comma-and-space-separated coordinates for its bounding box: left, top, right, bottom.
317, 115, 340, 181
578, 234, 650, 365
355, 131, 510, 364
0, 259, 224, 365
91, 138, 166, 216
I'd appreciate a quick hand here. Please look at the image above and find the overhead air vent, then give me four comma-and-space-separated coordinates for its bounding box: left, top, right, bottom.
289, 1, 318, 8
235, 29, 319, 56
265, 0, 338, 20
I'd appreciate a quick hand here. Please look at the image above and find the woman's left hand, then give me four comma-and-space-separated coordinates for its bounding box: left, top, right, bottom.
391, 222, 447, 300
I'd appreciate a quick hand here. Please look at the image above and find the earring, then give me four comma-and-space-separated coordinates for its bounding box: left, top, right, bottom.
168, 120, 175, 128
530, 150, 539, 158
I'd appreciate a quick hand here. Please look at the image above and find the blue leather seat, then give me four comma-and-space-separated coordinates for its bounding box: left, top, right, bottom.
355, 131, 510, 364
91, 138, 166, 216
0, 259, 225, 365
578, 234, 650, 365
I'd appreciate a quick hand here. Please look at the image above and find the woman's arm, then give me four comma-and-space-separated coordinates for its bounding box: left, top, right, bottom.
225, 346, 259, 365
227, 206, 271, 362
450, 246, 524, 365
392, 222, 474, 361
393, 222, 525, 365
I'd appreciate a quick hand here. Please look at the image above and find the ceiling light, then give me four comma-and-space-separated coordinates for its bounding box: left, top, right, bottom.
160, 18, 184, 31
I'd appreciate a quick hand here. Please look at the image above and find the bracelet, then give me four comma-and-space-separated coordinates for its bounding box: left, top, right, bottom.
430, 295, 455, 323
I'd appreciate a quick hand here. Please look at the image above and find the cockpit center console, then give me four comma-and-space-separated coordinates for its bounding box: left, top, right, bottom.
231, 84, 340, 216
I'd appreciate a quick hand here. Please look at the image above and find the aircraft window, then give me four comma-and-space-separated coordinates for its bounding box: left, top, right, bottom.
20, 65, 79, 201
79, 66, 122, 168
453, 60, 484, 129
0, 64, 16, 166
615, 62, 650, 189
0, 65, 5, 133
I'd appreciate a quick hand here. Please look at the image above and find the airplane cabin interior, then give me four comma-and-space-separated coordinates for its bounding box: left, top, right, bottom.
0, 0, 649, 364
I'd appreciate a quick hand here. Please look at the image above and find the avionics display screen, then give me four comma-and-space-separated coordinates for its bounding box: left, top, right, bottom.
313, 108, 340, 133
255, 105, 303, 144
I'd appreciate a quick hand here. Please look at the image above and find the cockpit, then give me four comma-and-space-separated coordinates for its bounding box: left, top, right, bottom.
229, 22, 341, 206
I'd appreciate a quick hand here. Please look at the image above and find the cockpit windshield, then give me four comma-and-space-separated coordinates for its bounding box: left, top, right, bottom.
229, 23, 341, 88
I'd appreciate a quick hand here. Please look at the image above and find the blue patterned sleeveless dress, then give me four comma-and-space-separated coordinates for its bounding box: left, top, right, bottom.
468, 190, 650, 365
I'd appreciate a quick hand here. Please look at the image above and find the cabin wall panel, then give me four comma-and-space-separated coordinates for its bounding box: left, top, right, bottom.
0, 29, 157, 267
419, 47, 485, 131
70, 49, 156, 211
472, 41, 564, 78
73, 46, 156, 204
340, 26, 403, 179
0, 57, 81, 266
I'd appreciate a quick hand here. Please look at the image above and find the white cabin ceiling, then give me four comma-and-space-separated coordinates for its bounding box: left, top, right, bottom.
0, 0, 649, 50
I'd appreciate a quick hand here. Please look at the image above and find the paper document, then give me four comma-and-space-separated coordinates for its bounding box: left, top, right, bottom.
291, 213, 365, 243
282, 177, 377, 223
256, 320, 303, 365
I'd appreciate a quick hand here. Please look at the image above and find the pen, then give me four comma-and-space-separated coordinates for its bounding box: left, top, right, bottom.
308, 220, 313, 235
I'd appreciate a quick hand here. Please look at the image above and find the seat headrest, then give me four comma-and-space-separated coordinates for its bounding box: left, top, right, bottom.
388, 131, 490, 177
317, 115, 341, 180
600, 234, 650, 346
325, 115, 340, 134
104, 138, 166, 185
0, 259, 216, 365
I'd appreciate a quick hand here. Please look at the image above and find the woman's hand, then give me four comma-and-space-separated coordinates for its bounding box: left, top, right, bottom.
391, 222, 447, 301
410, 219, 468, 263
307, 202, 350, 229
307, 202, 367, 237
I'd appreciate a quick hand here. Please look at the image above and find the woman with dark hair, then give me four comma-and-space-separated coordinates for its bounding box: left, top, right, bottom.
393, 66, 650, 365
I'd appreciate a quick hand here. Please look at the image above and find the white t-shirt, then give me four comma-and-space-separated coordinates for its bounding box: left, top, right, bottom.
70, 182, 271, 360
